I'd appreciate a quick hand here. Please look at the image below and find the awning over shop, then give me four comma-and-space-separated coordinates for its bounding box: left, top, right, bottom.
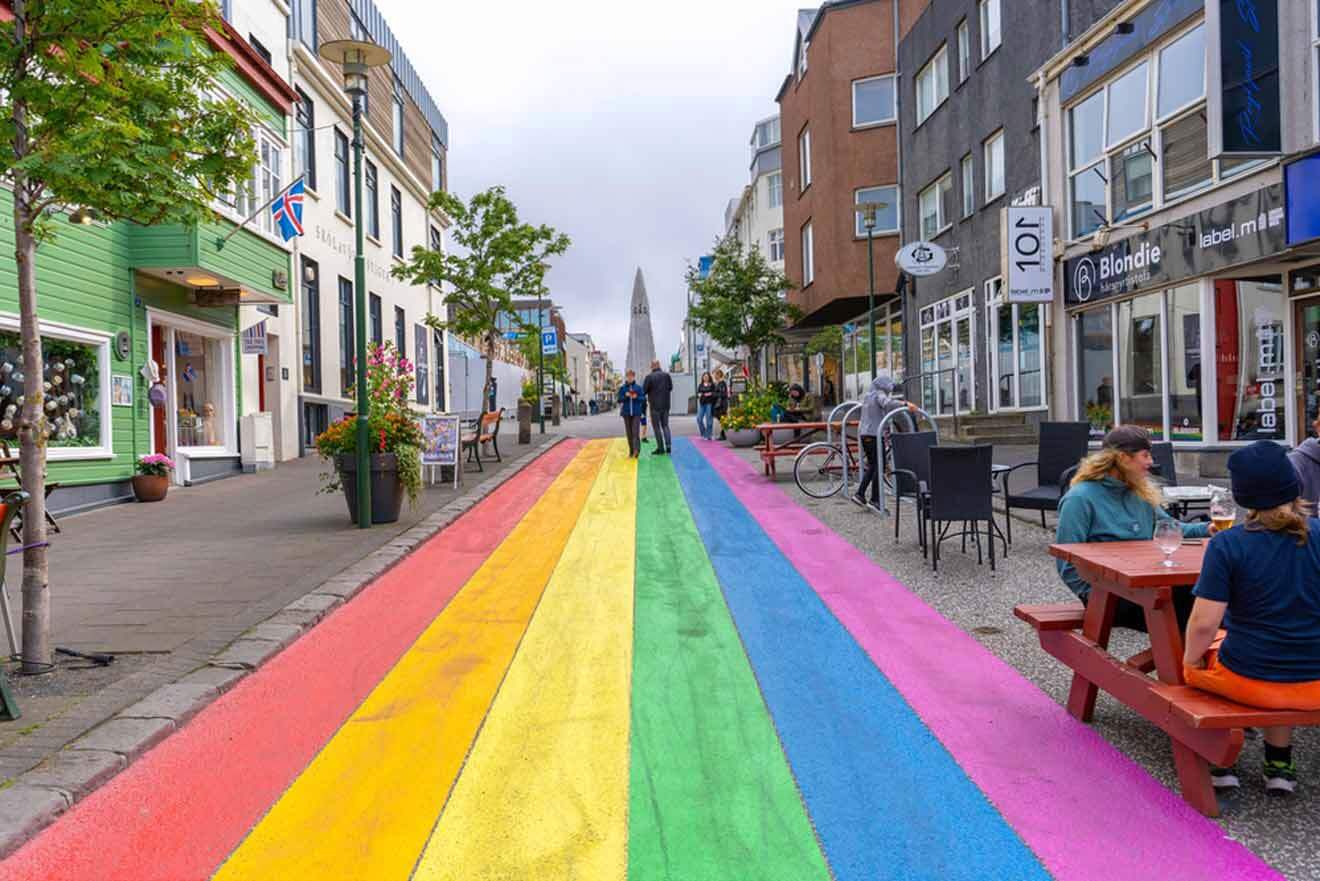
791, 293, 898, 329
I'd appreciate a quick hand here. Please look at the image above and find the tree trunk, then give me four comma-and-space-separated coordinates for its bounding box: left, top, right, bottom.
13, 186, 50, 672
482, 334, 496, 413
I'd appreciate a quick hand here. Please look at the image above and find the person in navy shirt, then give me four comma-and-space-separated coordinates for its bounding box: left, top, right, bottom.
1184, 440, 1320, 796
616, 370, 646, 458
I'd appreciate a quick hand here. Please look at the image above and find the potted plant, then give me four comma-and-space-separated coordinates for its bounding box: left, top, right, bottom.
132, 453, 174, 502
314, 343, 424, 524
720, 384, 786, 447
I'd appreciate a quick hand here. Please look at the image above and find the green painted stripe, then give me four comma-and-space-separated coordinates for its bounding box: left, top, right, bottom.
628, 455, 830, 881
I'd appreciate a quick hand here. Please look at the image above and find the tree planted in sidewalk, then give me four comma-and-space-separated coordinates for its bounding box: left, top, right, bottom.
684, 236, 800, 384
0, 0, 257, 669
393, 186, 570, 412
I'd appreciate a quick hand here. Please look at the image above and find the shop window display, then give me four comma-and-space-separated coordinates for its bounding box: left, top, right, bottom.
1215, 280, 1285, 441
1077, 307, 1114, 437
173, 330, 226, 447
0, 332, 100, 448
1118, 294, 1164, 439
1167, 285, 1203, 441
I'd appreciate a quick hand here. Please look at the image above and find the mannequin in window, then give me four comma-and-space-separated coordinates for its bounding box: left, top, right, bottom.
202, 402, 218, 446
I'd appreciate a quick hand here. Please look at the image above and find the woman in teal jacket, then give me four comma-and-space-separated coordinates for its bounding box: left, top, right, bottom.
1056, 426, 1212, 631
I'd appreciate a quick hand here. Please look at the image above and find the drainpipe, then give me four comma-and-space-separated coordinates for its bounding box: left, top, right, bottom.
1060, 0, 1070, 48
128, 269, 139, 467
892, 0, 908, 383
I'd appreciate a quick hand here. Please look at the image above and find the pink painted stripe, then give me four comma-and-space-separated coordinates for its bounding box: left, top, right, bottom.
694, 439, 1281, 881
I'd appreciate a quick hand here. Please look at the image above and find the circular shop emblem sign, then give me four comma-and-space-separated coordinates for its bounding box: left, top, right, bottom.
1308, 330, 1320, 350
1072, 257, 1096, 302
894, 242, 947, 277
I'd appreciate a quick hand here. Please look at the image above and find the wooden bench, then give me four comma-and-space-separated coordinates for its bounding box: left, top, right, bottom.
461, 409, 504, 472
1153, 684, 1320, 730
1014, 602, 1086, 631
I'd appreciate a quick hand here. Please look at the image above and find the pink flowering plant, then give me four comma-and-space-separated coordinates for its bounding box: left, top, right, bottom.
135, 453, 175, 477
315, 342, 424, 504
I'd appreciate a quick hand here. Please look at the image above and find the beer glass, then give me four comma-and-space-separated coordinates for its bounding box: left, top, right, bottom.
1210, 489, 1236, 534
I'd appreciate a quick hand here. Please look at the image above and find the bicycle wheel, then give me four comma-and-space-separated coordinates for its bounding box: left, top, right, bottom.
794, 442, 846, 499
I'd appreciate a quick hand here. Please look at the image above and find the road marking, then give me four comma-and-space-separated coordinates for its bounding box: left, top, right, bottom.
212, 440, 609, 881
413, 438, 636, 881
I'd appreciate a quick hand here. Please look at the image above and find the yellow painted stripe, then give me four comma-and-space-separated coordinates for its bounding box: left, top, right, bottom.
213, 440, 610, 881
413, 438, 637, 881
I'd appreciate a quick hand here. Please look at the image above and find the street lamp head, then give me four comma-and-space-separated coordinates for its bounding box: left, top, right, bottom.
855, 201, 889, 231
318, 39, 392, 99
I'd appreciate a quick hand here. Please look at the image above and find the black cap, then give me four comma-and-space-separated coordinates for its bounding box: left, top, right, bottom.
1102, 426, 1152, 454
1228, 440, 1300, 511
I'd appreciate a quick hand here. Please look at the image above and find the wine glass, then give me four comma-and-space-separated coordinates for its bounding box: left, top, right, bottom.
1209, 489, 1236, 534
1154, 519, 1182, 568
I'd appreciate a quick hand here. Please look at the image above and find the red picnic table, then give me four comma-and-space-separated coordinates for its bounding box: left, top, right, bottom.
754, 420, 859, 477
1019, 540, 1320, 816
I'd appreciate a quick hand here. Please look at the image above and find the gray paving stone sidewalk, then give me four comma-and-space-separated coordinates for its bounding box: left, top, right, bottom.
731, 444, 1318, 881
0, 432, 557, 790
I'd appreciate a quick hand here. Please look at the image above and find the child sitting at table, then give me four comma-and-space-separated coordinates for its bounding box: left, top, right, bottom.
1183, 440, 1320, 796
1056, 426, 1212, 631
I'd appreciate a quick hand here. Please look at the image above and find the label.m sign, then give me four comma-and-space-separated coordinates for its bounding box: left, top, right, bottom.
1001, 206, 1054, 304
1207, 0, 1282, 157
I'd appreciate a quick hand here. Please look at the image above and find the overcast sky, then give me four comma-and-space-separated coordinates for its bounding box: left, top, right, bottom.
373, 0, 809, 366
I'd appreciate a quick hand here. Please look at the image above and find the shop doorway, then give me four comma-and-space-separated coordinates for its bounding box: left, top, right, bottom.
1296, 296, 1320, 441
150, 325, 168, 456
263, 333, 283, 458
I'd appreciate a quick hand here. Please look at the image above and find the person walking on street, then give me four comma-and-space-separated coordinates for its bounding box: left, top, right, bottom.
714, 368, 730, 440
617, 369, 646, 458
1288, 414, 1320, 504
696, 372, 717, 440
642, 359, 674, 455
854, 375, 917, 510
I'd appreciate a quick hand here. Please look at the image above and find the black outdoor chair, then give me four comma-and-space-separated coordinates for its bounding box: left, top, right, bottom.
1002, 421, 1091, 543
890, 431, 937, 553
926, 445, 997, 572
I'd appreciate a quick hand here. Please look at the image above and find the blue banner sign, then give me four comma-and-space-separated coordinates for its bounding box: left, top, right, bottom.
1215, 0, 1281, 155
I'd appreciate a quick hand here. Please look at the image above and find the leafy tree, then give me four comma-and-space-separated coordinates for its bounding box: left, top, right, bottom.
0, 0, 257, 669
395, 186, 570, 411
805, 325, 843, 357
684, 236, 800, 383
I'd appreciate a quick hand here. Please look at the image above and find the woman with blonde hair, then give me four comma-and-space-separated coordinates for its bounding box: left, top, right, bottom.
1183, 440, 1320, 796
1055, 426, 1211, 631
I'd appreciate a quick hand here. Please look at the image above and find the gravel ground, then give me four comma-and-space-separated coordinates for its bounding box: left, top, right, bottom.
728, 446, 1320, 881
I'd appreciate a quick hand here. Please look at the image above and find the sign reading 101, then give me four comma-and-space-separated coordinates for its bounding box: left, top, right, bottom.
1003, 206, 1054, 304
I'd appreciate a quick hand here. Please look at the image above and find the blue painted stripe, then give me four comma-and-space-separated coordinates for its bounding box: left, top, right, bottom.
670, 439, 1052, 881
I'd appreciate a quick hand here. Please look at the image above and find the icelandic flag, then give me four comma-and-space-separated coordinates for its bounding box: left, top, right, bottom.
272, 177, 306, 241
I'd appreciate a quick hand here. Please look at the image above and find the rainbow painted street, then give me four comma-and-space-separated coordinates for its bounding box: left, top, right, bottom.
0, 439, 1281, 881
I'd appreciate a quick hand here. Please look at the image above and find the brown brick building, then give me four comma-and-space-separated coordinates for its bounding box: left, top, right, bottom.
776, 0, 925, 388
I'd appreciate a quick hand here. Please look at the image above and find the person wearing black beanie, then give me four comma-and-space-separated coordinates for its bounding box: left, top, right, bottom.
1183, 440, 1320, 797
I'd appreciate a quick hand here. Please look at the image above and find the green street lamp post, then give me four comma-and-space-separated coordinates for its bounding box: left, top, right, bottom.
855, 201, 887, 383
320, 38, 392, 529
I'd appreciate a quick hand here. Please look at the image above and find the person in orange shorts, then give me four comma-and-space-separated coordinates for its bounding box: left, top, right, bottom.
1183, 440, 1320, 797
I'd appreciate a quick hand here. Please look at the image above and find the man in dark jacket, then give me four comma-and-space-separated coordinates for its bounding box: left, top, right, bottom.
617, 369, 645, 458
1289, 417, 1320, 504
641, 360, 673, 455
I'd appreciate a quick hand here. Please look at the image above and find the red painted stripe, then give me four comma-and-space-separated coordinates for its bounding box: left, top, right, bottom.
0, 440, 585, 881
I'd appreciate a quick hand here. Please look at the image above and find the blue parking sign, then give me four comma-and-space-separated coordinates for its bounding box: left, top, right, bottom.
541, 329, 558, 355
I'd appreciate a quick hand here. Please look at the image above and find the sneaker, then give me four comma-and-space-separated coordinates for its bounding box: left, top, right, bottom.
867, 501, 884, 513
1264, 759, 1298, 796
1210, 765, 1241, 791
851, 495, 866, 508
652, 448, 666, 456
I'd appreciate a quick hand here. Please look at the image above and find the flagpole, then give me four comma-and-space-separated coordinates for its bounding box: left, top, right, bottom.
215, 174, 306, 250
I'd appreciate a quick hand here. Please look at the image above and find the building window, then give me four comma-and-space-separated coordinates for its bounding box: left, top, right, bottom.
983, 130, 1004, 202
918, 291, 975, 415
961, 153, 975, 217
394, 306, 406, 357
799, 128, 812, 190
302, 257, 320, 393
415, 325, 430, 406
854, 185, 899, 236
392, 76, 405, 156
1064, 23, 1234, 240
365, 160, 380, 239
798, 39, 808, 78
390, 185, 403, 258
852, 75, 896, 127
293, 89, 315, 191
293, 0, 316, 51
248, 34, 271, 65
916, 45, 949, 124
0, 325, 110, 457
752, 117, 781, 149
338, 277, 354, 393
768, 172, 783, 208
1215, 280, 1285, 441
985, 278, 1046, 411
302, 402, 328, 452
919, 173, 953, 239
369, 293, 382, 345
957, 19, 971, 82
431, 134, 444, 193
253, 132, 282, 235
334, 128, 350, 217
433, 328, 446, 411
979, 0, 1001, 59
768, 228, 785, 262
801, 221, 814, 286
430, 225, 441, 252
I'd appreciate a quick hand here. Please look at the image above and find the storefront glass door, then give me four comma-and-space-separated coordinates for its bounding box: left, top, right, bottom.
1297, 297, 1320, 441
987, 278, 1046, 412
919, 291, 975, 415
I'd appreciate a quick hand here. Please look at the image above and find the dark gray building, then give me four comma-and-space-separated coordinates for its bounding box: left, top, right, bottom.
897, 0, 1122, 432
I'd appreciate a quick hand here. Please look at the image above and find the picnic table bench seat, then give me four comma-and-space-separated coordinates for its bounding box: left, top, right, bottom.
1152, 684, 1320, 730
1014, 602, 1086, 632
754, 420, 858, 477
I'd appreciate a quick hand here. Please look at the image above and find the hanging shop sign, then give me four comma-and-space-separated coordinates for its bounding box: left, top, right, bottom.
1063, 184, 1286, 306
1002, 206, 1054, 304
1285, 153, 1320, 246
894, 241, 947, 277
1207, 0, 1282, 157
241, 321, 268, 355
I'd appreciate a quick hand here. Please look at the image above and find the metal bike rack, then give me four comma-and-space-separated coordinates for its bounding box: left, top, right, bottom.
826, 401, 859, 448
875, 405, 937, 517
837, 402, 863, 497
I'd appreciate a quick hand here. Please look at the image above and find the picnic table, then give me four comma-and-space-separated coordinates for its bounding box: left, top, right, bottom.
755, 420, 858, 477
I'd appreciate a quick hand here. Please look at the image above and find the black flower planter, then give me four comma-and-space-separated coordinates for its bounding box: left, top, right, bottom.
336, 453, 405, 524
